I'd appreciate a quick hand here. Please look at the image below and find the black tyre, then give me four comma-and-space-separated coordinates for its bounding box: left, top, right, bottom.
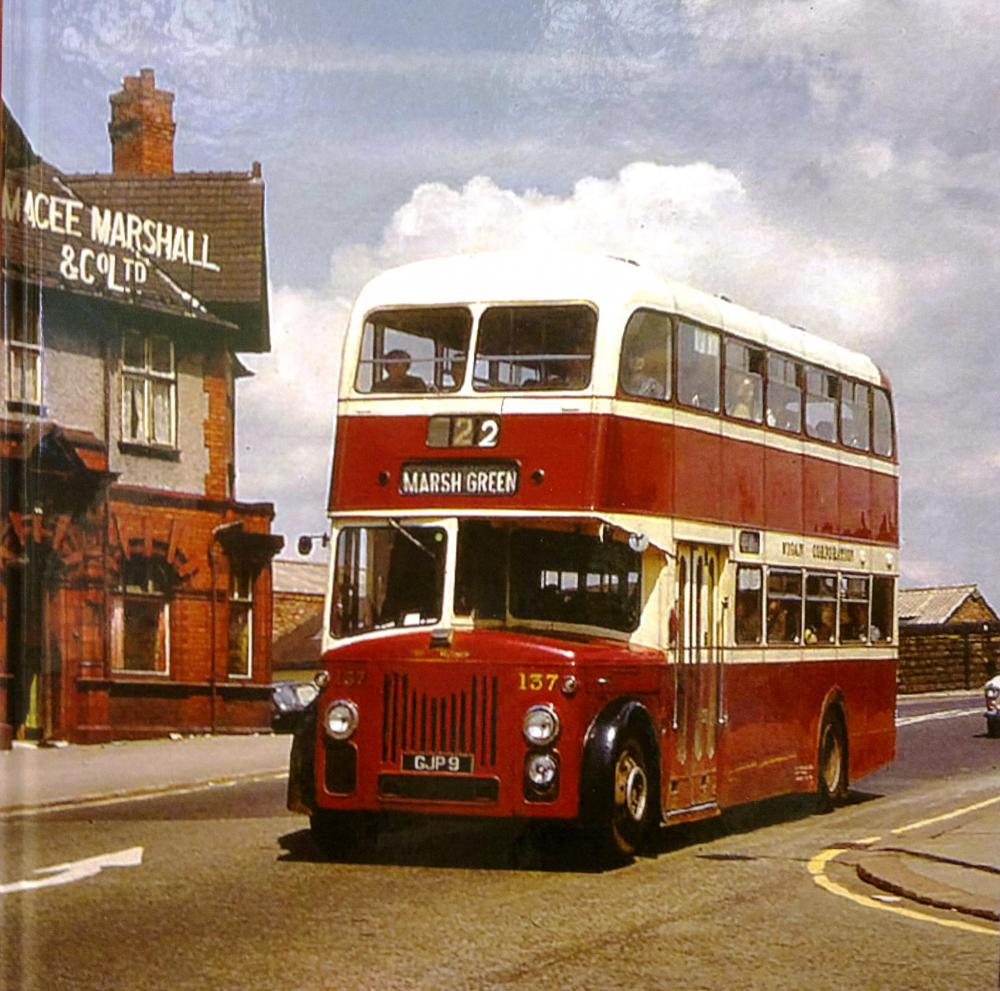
604, 734, 653, 859
309, 810, 378, 861
816, 712, 848, 812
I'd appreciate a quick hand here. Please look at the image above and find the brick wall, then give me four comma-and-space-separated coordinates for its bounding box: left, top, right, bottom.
898, 626, 1000, 693
273, 591, 324, 641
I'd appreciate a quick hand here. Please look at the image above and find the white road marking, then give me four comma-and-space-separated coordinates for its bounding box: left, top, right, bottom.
895, 709, 980, 727
0, 846, 144, 896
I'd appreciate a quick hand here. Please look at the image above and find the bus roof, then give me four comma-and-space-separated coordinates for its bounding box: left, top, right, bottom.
350, 252, 884, 385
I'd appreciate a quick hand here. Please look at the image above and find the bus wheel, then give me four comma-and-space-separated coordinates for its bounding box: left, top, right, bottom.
310, 810, 378, 861
816, 712, 848, 812
606, 735, 652, 859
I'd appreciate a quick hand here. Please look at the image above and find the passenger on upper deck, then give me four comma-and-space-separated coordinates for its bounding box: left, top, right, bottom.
621, 351, 666, 399
372, 349, 426, 392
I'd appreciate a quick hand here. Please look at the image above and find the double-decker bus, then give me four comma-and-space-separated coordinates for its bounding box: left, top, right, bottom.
285, 252, 898, 860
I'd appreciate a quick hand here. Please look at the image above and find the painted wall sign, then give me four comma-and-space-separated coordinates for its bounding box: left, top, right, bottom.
2, 181, 219, 302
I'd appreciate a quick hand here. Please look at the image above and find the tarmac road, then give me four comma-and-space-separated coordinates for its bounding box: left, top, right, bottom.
1, 694, 997, 991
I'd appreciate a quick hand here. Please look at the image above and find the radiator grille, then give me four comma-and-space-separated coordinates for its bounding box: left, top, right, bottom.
381, 672, 499, 768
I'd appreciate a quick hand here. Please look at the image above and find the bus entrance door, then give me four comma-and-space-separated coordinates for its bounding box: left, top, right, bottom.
666, 543, 723, 816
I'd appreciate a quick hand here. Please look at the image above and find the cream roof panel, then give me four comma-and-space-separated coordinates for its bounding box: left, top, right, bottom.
345, 252, 884, 388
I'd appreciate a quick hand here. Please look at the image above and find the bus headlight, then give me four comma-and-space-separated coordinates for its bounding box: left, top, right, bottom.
323, 699, 359, 741
526, 752, 558, 789
523, 705, 560, 746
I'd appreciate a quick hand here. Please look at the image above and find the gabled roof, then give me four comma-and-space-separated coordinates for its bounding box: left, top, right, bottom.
898, 585, 983, 626
272, 611, 324, 669
2, 105, 269, 351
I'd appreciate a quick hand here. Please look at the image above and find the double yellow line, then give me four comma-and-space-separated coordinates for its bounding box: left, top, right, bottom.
808, 796, 1000, 937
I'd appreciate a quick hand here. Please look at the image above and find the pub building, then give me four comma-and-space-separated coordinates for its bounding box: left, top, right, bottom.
0, 69, 282, 747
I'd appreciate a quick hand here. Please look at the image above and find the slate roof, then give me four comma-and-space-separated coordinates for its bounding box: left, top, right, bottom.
272, 559, 328, 596
2, 105, 269, 351
898, 585, 979, 626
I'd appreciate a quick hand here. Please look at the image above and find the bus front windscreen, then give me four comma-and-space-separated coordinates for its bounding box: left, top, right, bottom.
331, 525, 447, 637
455, 522, 641, 633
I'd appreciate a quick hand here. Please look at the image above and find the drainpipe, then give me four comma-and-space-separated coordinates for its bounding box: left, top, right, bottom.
209, 520, 243, 734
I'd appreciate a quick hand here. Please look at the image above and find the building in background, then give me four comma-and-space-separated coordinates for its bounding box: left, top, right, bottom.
271, 558, 326, 681
0, 69, 282, 747
898, 585, 1000, 693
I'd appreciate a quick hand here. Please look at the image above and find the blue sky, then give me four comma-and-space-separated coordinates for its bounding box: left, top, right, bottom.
5, 1, 1000, 605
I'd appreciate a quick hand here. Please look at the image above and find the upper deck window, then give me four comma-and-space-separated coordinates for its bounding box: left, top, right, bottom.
765, 355, 801, 433
619, 309, 671, 400
872, 387, 894, 457
356, 307, 471, 394
840, 380, 871, 451
725, 340, 765, 423
677, 322, 720, 413
473, 305, 596, 391
805, 367, 838, 442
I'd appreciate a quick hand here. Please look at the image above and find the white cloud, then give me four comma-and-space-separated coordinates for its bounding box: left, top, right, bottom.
679, 0, 1000, 143
327, 161, 898, 345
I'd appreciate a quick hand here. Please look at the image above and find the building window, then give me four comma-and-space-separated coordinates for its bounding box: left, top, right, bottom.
122, 331, 176, 447
112, 557, 172, 674
227, 564, 254, 678
5, 279, 42, 409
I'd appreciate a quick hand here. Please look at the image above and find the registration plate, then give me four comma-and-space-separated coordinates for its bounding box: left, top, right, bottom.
402, 752, 474, 773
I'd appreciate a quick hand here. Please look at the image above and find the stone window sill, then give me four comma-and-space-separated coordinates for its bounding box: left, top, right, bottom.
119, 441, 180, 462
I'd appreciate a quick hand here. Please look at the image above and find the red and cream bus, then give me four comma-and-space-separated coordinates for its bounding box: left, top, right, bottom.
284, 252, 898, 860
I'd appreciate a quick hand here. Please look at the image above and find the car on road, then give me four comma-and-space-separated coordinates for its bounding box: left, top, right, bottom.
985, 675, 1000, 738
270, 679, 320, 734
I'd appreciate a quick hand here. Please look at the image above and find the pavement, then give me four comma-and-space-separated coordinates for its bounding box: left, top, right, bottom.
0, 731, 996, 923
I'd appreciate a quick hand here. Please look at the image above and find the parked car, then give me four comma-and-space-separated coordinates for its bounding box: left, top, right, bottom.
985, 675, 1000, 738
270, 679, 320, 734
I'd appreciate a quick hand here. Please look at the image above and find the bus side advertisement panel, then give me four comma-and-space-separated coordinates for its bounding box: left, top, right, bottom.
601, 416, 674, 514
869, 470, 900, 543
803, 457, 839, 539
838, 461, 874, 540
719, 436, 765, 529
763, 445, 803, 535
674, 427, 721, 522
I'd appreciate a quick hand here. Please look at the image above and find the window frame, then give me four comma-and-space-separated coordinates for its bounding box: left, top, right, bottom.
618, 308, 673, 402
676, 319, 721, 413
121, 330, 177, 450
473, 303, 598, 393
227, 563, 254, 679
724, 338, 765, 424
4, 279, 43, 410
112, 557, 173, 676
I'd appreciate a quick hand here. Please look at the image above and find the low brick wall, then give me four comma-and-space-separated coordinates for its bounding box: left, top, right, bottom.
899, 624, 1000, 693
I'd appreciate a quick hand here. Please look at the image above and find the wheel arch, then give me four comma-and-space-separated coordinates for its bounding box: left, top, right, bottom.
579, 697, 660, 826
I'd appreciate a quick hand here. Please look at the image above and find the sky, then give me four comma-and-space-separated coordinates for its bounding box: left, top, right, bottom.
3, 0, 999, 603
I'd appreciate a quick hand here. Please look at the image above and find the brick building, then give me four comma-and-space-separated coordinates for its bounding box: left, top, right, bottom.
271, 559, 326, 679
898, 585, 1000, 693
0, 69, 282, 747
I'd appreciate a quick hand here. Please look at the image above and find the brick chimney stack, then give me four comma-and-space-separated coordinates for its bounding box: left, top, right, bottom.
108, 68, 176, 176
